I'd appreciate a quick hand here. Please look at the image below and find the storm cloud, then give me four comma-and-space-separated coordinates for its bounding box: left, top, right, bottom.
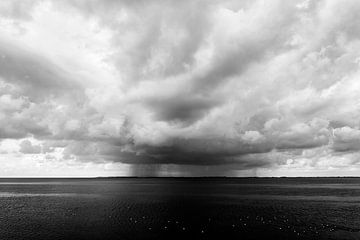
1, 0, 360, 176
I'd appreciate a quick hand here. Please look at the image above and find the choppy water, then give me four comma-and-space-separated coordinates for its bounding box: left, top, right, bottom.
1, 177, 360, 240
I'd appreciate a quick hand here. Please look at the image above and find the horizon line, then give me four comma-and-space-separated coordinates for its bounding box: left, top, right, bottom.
0, 176, 360, 179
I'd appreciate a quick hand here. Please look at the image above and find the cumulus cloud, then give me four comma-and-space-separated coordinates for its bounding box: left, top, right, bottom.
1, 0, 360, 176
19, 139, 41, 154
332, 127, 360, 152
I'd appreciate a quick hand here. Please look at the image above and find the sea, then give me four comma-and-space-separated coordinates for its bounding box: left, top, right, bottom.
0, 177, 359, 240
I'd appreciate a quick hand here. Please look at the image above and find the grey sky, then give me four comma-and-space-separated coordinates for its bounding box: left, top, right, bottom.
0, 0, 360, 177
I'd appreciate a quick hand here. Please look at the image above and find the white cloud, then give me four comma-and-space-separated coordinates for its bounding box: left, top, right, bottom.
241, 131, 265, 143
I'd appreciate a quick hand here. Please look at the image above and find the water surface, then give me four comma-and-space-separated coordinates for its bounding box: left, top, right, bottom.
1, 177, 360, 240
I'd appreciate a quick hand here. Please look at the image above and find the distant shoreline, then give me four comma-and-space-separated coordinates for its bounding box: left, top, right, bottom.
0, 176, 360, 179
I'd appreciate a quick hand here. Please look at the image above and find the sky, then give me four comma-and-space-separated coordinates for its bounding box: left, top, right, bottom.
1, 0, 360, 177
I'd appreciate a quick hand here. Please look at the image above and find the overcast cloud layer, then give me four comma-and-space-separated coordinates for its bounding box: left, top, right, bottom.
1, 0, 360, 176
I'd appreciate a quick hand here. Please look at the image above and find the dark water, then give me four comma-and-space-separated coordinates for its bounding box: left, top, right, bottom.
1, 178, 360, 240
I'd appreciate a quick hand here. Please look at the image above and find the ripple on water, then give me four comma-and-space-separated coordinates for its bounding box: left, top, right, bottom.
0, 192, 97, 197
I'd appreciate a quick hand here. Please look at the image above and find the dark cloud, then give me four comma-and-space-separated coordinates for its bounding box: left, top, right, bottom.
332, 127, 360, 152
146, 96, 221, 124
